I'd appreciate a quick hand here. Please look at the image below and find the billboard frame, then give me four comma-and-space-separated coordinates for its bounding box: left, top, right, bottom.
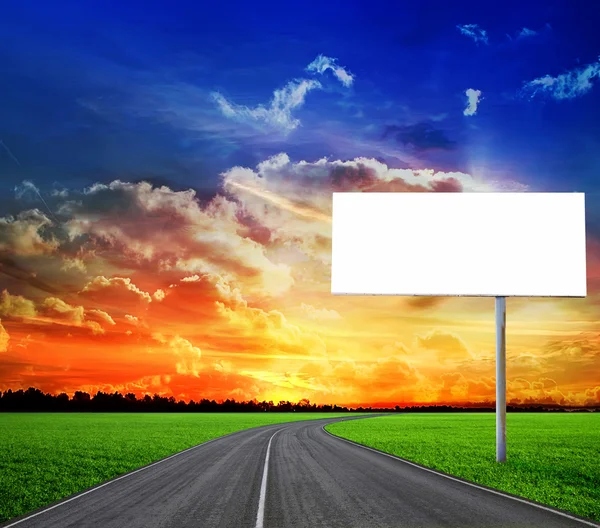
330, 191, 587, 462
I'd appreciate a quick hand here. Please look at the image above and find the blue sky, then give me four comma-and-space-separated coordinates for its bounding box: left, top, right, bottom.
1, 0, 600, 229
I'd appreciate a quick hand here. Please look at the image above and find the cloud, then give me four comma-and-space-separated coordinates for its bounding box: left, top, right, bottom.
222, 153, 511, 270
152, 289, 165, 302
585, 386, 600, 404
59, 180, 293, 296
85, 309, 116, 327
505, 376, 585, 406
300, 303, 342, 321
0, 147, 538, 404
152, 333, 202, 377
463, 88, 482, 116
306, 55, 354, 87
210, 54, 352, 133
124, 314, 139, 325
508, 24, 551, 41
0, 256, 62, 295
405, 297, 445, 310
151, 272, 327, 362
0, 209, 59, 256
0, 289, 37, 318
416, 330, 472, 363
369, 356, 420, 391
439, 372, 467, 401
14, 181, 41, 201
295, 354, 421, 400
61, 257, 86, 273
216, 296, 327, 358
457, 24, 489, 45
150, 272, 245, 329
381, 341, 411, 356
80, 276, 153, 305
211, 78, 322, 133
382, 123, 456, 151
518, 28, 537, 39
40, 297, 85, 324
0, 319, 8, 352
522, 57, 600, 100
28, 296, 114, 336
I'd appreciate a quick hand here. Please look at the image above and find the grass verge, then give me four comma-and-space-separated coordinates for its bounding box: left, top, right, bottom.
326, 413, 600, 523
0, 412, 348, 522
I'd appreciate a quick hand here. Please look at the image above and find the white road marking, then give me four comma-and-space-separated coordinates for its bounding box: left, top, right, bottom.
322, 425, 600, 528
255, 429, 281, 528
1, 428, 256, 528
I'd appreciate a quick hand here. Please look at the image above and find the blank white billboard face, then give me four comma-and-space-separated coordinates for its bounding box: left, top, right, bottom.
331, 192, 587, 297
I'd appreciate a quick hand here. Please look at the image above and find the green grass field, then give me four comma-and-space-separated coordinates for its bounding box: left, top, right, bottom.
327, 413, 600, 523
0, 412, 348, 522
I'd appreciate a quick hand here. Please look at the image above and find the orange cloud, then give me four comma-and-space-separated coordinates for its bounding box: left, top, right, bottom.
0, 289, 37, 318
416, 329, 472, 363
215, 295, 328, 358
151, 333, 202, 377
86, 309, 116, 327
39, 297, 85, 323
80, 276, 153, 304
0, 320, 8, 352
584, 386, 600, 404
1, 153, 598, 406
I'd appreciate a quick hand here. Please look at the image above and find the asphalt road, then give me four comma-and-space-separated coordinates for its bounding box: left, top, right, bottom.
3, 415, 598, 528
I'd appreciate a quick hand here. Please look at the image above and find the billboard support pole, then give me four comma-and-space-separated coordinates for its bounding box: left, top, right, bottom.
495, 296, 507, 462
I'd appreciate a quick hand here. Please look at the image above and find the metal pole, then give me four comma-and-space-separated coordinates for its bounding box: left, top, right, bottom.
495, 296, 507, 462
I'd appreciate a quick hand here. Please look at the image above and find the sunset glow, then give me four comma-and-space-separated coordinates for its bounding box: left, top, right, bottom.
1, 2, 599, 407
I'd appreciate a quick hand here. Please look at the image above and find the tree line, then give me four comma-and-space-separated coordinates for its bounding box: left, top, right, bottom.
0, 388, 358, 413
0, 387, 597, 412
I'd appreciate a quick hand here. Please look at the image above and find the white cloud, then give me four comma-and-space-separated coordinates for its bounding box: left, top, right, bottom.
457, 24, 489, 45
522, 57, 600, 100
0, 209, 59, 255
463, 88, 482, 116
306, 55, 355, 87
211, 78, 322, 133
14, 180, 41, 201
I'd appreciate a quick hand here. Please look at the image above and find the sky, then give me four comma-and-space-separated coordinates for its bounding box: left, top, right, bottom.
1, 0, 600, 407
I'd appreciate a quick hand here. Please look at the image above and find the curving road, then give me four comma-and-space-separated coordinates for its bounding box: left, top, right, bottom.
2, 415, 598, 528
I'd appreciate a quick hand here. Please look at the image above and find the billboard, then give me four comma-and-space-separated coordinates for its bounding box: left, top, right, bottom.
331, 192, 587, 298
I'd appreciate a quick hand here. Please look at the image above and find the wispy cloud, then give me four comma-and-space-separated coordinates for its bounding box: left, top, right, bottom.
211, 54, 354, 133
211, 79, 322, 133
518, 27, 537, 39
457, 24, 488, 45
522, 57, 600, 100
14, 180, 61, 225
507, 23, 551, 41
463, 88, 482, 116
306, 55, 354, 87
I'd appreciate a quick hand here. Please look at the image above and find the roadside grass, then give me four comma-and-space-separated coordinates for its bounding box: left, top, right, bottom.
0, 412, 348, 523
326, 413, 600, 523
